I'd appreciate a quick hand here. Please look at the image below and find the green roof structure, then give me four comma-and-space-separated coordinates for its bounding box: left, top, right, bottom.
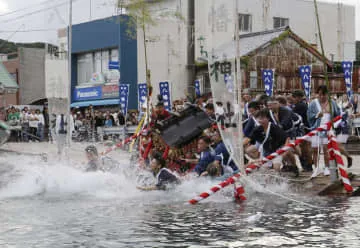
0, 62, 18, 92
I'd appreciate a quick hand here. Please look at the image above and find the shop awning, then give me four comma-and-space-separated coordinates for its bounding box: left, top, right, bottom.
70, 99, 120, 108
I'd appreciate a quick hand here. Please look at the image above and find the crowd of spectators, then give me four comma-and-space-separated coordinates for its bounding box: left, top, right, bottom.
5, 106, 48, 142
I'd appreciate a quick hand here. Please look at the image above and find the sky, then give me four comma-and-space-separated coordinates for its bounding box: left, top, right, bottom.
0, 0, 358, 44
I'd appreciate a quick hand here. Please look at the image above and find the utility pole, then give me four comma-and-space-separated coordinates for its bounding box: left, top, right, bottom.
234, 0, 244, 173
90, 0, 92, 21
67, 0, 73, 147
187, 0, 195, 97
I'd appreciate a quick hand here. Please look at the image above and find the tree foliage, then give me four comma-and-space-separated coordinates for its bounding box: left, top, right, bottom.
118, 0, 183, 39
0, 40, 51, 55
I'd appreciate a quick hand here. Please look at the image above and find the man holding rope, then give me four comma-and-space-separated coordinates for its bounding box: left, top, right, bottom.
308, 85, 352, 178
243, 108, 293, 173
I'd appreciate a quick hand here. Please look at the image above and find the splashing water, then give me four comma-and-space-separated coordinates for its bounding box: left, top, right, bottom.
1, 148, 360, 247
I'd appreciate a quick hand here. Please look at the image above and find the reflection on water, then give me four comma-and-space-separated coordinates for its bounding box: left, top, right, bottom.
0, 152, 360, 247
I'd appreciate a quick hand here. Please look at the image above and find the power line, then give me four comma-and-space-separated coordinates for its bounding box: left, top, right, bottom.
0, 0, 60, 17
0, 0, 81, 24
0, 24, 25, 50
0, 29, 58, 33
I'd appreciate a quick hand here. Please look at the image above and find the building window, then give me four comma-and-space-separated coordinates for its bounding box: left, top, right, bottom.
101, 50, 110, 77
77, 53, 93, 85
110, 49, 119, 62
273, 17, 289, 28
249, 71, 257, 89
77, 48, 118, 85
239, 14, 252, 32
94, 51, 102, 73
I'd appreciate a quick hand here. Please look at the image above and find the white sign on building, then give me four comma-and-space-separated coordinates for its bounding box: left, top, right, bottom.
45, 56, 69, 99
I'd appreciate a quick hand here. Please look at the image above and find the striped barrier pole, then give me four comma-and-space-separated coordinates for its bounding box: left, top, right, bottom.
327, 134, 353, 192
142, 140, 153, 159
100, 128, 149, 156
234, 183, 246, 201
246, 116, 342, 174
189, 173, 241, 205
188, 116, 342, 205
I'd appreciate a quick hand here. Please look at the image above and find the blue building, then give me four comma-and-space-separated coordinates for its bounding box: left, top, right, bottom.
70, 15, 138, 110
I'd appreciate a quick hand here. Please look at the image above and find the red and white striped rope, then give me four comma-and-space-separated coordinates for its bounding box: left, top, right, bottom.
234, 183, 246, 201
245, 116, 342, 174
327, 134, 353, 192
100, 128, 149, 156
188, 116, 343, 205
188, 173, 242, 205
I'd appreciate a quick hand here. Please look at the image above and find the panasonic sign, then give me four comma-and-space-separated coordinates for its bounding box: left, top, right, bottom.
74, 86, 102, 101
77, 90, 99, 98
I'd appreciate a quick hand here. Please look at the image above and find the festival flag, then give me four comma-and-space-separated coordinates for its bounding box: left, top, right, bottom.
299, 65, 312, 101
159, 81, 171, 111
341, 61, 353, 99
119, 84, 130, 116
138, 83, 147, 113
194, 80, 201, 97
262, 69, 275, 96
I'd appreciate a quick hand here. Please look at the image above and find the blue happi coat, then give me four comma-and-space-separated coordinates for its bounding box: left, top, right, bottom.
194, 149, 215, 176
214, 142, 239, 172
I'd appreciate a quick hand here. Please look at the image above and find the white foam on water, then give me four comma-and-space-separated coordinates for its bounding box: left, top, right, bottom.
0, 143, 316, 208
245, 212, 263, 223
0, 152, 142, 200
214, 236, 299, 247
0, 150, 232, 204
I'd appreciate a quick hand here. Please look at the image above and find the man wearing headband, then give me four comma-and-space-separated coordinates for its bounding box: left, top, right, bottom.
267, 97, 302, 139
137, 152, 180, 190
243, 109, 292, 173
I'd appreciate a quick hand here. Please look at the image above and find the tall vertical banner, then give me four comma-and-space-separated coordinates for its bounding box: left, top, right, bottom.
299, 65, 312, 101
119, 84, 130, 116
194, 80, 201, 97
341, 61, 353, 99
159, 81, 171, 111
262, 69, 275, 96
138, 83, 147, 112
